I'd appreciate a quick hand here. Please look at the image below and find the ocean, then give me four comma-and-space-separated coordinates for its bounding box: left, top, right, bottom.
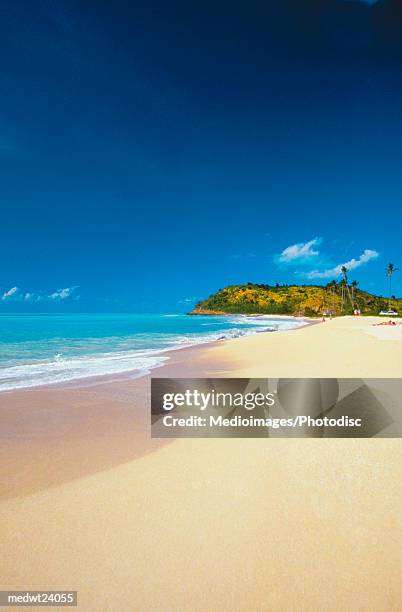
0, 313, 307, 392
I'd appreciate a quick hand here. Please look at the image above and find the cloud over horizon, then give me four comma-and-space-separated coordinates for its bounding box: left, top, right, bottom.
49, 287, 78, 300
305, 249, 379, 279
1, 286, 19, 300
1, 285, 79, 302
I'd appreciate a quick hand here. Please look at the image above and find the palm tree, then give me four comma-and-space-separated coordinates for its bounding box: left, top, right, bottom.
329, 280, 337, 314
351, 280, 358, 306
339, 278, 345, 310
386, 263, 399, 311
341, 266, 354, 310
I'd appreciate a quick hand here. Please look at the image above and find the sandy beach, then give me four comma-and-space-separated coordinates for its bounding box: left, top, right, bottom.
200, 314, 402, 378
1, 316, 402, 611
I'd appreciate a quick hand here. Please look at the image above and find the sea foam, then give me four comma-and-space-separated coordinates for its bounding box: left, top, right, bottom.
0, 313, 307, 391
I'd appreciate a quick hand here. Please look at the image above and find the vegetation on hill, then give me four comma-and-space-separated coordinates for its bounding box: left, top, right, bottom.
190, 282, 402, 317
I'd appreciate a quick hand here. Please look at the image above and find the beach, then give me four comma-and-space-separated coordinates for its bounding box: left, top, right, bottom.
1, 316, 402, 611
201, 314, 402, 378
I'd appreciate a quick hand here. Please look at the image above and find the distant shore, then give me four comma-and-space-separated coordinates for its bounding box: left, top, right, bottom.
189, 308, 319, 320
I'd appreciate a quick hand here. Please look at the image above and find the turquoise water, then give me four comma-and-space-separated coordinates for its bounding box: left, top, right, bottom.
0, 313, 306, 391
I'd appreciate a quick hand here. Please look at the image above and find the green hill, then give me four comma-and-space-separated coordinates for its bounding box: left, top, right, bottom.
190, 283, 401, 317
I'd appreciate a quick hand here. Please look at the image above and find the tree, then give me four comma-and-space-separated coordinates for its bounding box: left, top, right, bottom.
351, 280, 358, 307
328, 280, 337, 314
386, 263, 399, 311
339, 279, 346, 310
341, 266, 354, 310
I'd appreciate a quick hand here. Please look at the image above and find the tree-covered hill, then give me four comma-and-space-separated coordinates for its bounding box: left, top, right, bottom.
190, 283, 402, 317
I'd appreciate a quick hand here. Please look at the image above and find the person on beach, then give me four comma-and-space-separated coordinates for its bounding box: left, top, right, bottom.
373, 320, 398, 326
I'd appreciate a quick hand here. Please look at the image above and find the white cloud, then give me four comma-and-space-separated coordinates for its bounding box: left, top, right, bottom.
306, 249, 379, 279
49, 286, 77, 300
1, 286, 19, 300
1, 285, 79, 302
277, 238, 322, 263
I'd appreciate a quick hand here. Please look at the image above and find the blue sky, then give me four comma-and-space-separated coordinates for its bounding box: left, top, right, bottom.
1, 0, 402, 312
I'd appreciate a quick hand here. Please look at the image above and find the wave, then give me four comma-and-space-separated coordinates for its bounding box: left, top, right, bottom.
0, 317, 307, 392
0, 350, 169, 392
227, 316, 306, 330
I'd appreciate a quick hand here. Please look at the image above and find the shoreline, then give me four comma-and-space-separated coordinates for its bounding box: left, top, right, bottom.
2, 313, 402, 402
0, 341, 232, 500
0, 314, 314, 395
189, 309, 319, 319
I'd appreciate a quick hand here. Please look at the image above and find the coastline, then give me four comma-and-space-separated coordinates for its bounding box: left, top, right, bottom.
1, 315, 402, 610
0, 313, 312, 394
0, 342, 232, 499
